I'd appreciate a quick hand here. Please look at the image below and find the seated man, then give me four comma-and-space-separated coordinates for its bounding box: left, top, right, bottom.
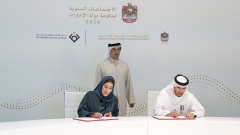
77, 76, 119, 118
153, 74, 205, 118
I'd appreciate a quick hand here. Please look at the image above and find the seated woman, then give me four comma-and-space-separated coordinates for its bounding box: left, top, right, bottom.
77, 76, 119, 118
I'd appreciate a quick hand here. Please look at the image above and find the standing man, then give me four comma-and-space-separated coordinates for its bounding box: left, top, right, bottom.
95, 43, 136, 116
153, 74, 205, 118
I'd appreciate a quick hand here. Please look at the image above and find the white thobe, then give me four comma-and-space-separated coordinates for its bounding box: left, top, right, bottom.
153, 88, 205, 117
95, 57, 136, 116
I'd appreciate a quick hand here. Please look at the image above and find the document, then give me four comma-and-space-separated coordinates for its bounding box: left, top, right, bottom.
73, 117, 119, 122
152, 116, 195, 120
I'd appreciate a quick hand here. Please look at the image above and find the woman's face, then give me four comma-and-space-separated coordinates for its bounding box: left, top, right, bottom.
102, 82, 113, 97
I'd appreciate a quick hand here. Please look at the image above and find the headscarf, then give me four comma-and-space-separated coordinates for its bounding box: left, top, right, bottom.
104, 43, 121, 59
94, 76, 115, 113
164, 74, 189, 105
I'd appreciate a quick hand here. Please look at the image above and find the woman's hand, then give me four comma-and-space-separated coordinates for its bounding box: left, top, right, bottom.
91, 112, 102, 118
104, 112, 112, 117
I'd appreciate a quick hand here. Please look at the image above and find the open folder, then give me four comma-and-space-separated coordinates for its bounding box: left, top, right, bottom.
73, 117, 119, 122
152, 116, 195, 120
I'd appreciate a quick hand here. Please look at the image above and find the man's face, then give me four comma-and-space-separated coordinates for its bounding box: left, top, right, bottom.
110, 46, 121, 60
174, 86, 187, 97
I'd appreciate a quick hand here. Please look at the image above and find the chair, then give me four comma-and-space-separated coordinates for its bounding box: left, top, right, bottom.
147, 91, 160, 116
64, 92, 87, 118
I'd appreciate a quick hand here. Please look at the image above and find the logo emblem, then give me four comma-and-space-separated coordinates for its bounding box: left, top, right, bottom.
161, 32, 169, 42
122, 3, 138, 23
69, 32, 80, 43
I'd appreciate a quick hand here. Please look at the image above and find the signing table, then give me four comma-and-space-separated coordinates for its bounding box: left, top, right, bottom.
148, 117, 240, 135
0, 117, 240, 135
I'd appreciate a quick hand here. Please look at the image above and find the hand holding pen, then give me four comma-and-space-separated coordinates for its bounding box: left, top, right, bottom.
166, 110, 178, 118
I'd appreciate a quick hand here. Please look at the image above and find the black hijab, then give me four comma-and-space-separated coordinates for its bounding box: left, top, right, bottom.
94, 76, 115, 113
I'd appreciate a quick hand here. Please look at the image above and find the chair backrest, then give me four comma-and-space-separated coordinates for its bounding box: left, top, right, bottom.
64, 92, 87, 118
147, 91, 160, 116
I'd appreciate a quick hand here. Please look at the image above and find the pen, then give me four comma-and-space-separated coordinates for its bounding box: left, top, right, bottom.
173, 109, 178, 118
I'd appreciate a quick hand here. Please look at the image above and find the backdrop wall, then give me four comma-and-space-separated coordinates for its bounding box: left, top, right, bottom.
1, 0, 240, 122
